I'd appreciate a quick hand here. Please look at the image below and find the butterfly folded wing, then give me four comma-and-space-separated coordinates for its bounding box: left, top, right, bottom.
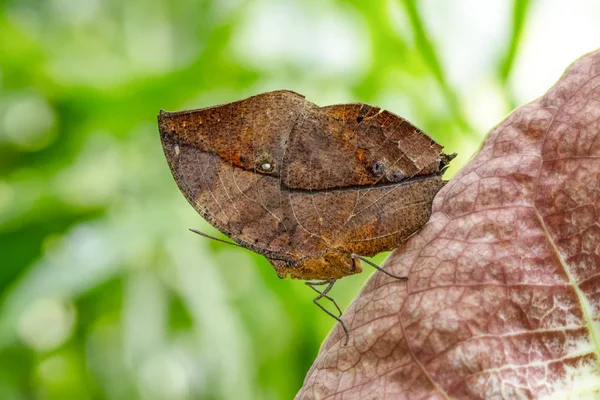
278, 99, 451, 277
158, 90, 453, 281
159, 91, 308, 263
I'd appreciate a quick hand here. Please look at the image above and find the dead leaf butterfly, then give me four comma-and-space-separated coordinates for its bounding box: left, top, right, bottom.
158, 90, 454, 344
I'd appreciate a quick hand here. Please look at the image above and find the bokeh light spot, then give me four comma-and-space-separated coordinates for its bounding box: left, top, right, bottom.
1, 93, 57, 151
17, 298, 76, 352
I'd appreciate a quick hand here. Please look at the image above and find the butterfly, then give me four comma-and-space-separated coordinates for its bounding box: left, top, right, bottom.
158, 90, 454, 344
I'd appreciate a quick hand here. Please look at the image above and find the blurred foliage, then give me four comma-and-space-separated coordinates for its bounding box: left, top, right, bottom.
2, 0, 599, 399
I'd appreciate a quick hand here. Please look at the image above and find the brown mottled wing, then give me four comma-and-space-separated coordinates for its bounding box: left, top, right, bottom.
282, 101, 451, 255
281, 103, 446, 189
158, 90, 452, 266
158, 90, 309, 262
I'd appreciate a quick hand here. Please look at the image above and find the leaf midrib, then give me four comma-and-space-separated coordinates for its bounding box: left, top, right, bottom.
533, 206, 600, 359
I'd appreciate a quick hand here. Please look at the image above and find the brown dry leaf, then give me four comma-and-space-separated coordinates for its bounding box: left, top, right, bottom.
297, 50, 600, 399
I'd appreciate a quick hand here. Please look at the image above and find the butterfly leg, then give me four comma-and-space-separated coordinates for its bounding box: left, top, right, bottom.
351, 254, 408, 280
305, 280, 350, 346
305, 280, 342, 317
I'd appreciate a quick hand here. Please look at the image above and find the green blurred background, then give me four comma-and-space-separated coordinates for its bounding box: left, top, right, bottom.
1, 0, 598, 399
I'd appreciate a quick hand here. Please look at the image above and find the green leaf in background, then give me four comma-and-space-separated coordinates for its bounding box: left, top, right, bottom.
0, 0, 598, 398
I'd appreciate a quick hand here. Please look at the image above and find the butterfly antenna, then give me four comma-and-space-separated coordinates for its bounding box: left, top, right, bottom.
189, 228, 244, 248
351, 254, 407, 280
